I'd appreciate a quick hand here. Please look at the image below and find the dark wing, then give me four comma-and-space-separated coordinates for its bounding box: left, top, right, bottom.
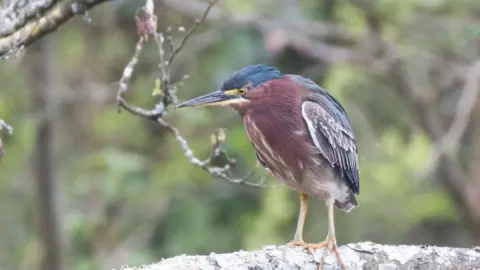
292, 75, 360, 194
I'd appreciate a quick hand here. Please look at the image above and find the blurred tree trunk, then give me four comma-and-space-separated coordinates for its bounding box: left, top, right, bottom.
438, 159, 480, 243
27, 36, 61, 270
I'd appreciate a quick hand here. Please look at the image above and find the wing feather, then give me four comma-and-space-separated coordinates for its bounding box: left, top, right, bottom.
293, 75, 360, 194
302, 101, 360, 194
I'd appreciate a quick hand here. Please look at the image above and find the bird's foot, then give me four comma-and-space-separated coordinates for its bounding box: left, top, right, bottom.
287, 237, 345, 269
315, 236, 345, 270
287, 240, 322, 254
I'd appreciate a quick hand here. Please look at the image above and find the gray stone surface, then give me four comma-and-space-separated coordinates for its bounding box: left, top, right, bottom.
117, 242, 480, 270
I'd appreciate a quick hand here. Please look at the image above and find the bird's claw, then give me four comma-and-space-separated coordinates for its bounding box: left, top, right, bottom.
287, 237, 346, 269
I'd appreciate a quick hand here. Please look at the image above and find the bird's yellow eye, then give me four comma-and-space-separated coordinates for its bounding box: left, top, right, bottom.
238, 88, 247, 95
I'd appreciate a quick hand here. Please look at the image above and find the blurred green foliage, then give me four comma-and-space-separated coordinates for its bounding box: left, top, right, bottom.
0, 0, 477, 269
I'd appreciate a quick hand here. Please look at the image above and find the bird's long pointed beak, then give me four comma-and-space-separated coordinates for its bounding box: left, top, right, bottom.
175, 90, 233, 109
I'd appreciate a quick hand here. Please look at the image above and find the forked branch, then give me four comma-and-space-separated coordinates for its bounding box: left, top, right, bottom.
115, 0, 275, 188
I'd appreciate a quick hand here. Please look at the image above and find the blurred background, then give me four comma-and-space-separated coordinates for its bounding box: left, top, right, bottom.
1, 0, 480, 269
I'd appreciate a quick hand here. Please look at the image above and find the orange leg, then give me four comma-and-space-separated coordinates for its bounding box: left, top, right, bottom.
287, 195, 345, 269
288, 192, 309, 245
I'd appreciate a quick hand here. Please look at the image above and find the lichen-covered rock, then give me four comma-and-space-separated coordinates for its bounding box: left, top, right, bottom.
117, 242, 480, 270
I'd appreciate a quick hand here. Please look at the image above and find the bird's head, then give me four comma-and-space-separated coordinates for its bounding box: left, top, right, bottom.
175, 64, 285, 111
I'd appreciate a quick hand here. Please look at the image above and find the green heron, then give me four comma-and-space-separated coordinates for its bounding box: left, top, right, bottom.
176, 65, 359, 268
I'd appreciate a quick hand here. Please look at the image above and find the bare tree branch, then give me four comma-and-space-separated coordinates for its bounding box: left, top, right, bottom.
117, 242, 480, 270
0, 119, 13, 160
0, 0, 111, 59
115, 0, 277, 188
0, 119, 13, 158
156, 118, 272, 188
425, 60, 480, 174
0, 119, 13, 135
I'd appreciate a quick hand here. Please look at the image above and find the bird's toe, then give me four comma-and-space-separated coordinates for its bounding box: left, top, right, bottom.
286, 238, 346, 269
287, 240, 328, 254
317, 237, 346, 269
287, 240, 307, 248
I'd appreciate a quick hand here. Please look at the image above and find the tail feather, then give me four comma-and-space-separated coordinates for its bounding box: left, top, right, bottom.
334, 191, 358, 213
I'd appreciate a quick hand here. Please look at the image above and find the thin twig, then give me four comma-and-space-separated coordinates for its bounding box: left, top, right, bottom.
166, 0, 219, 68
116, 38, 144, 111
156, 118, 276, 187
